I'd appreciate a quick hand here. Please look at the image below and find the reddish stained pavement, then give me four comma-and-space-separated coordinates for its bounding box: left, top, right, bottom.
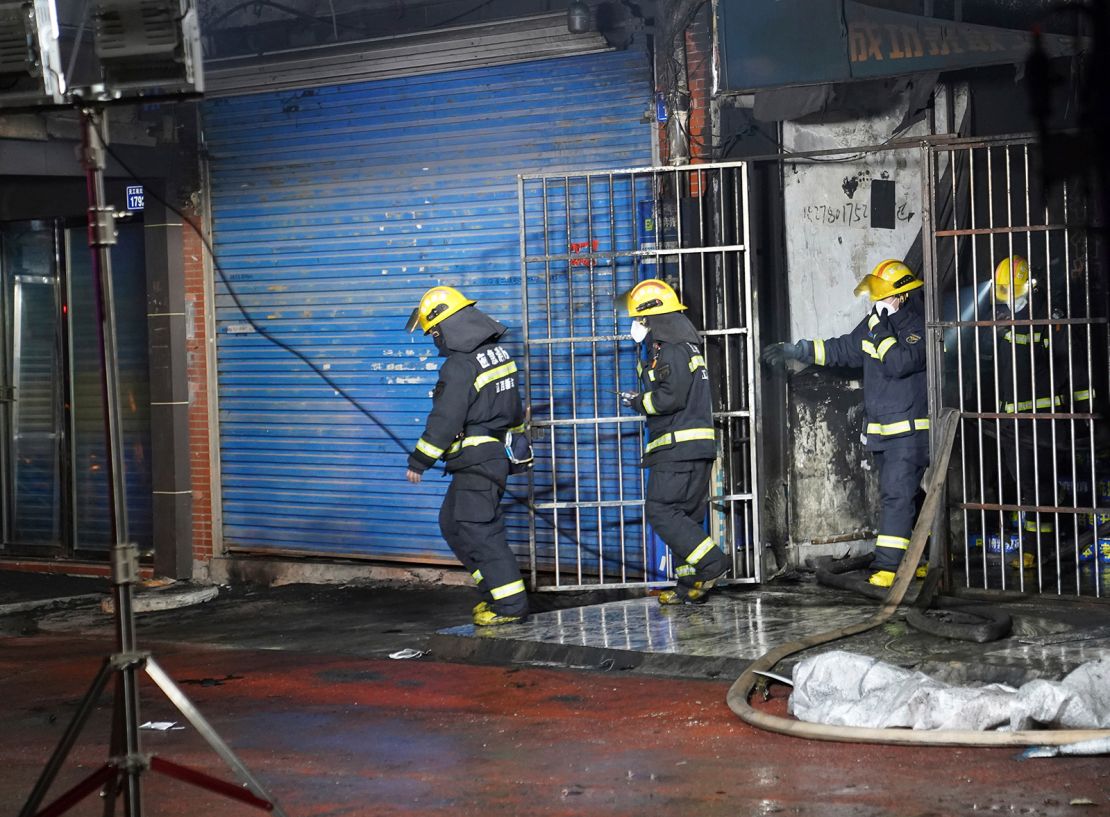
2, 635, 1107, 816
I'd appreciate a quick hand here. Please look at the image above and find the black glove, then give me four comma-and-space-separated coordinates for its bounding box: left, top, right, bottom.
619, 391, 638, 407
760, 341, 803, 368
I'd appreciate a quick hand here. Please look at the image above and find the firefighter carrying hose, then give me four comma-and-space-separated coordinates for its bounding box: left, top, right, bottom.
761, 260, 930, 587
621, 279, 730, 604
405, 286, 528, 626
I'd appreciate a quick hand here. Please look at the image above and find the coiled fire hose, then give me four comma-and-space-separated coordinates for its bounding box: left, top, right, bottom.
726, 408, 1110, 747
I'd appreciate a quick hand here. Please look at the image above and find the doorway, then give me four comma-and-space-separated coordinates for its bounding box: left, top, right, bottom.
0, 219, 152, 559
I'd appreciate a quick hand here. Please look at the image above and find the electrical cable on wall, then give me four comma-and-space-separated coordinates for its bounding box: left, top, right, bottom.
86, 115, 615, 565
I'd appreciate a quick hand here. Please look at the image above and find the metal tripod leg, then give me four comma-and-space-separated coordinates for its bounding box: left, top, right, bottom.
20, 104, 286, 817
18, 659, 115, 817
145, 658, 288, 817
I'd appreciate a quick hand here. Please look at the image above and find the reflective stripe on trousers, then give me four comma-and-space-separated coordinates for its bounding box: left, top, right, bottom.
644, 427, 715, 454
489, 579, 526, 600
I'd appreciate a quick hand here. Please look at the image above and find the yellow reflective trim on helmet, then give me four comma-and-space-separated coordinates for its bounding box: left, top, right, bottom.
473, 361, 517, 391
687, 537, 718, 565
489, 579, 526, 600
876, 336, 898, 361
813, 338, 826, 366
416, 438, 446, 459
875, 534, 910, 551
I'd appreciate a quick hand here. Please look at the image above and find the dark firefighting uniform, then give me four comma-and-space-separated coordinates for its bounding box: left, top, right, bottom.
994, 300, 1067, 541
630, 313, 728, 586
799, 291, 930, 572
407, 307, 527, 617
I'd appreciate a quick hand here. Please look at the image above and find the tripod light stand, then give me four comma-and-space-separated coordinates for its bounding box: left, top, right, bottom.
4, 3, 287, 816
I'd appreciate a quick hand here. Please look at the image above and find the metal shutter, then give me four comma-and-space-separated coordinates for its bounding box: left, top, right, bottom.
203, 47, 652, 562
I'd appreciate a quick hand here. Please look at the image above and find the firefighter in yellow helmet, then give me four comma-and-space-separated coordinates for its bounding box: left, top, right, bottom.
991, 255, 1065, 566
404, 285, 528, 626
621, 279, 729, 604
761, 260, 930, 587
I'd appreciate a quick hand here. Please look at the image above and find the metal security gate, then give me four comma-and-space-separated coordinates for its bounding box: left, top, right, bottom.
923, 135, 1109, 597
519, 161, 760, 590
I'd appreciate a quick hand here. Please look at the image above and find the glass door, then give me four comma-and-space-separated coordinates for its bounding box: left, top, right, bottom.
0, 219, 152, 558
0, 222, 66, 552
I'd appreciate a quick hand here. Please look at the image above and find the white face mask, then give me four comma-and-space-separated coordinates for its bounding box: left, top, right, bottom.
629, 320, 649, 344
1012, 294, 1029, 313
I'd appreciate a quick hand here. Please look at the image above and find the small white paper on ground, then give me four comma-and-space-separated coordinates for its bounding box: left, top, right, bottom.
139, 721, 185, 731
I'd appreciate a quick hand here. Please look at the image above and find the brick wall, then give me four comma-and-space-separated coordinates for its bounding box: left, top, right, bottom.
182, 209, 215, 565
685, 12, 712, 164
657, 8, 714, 172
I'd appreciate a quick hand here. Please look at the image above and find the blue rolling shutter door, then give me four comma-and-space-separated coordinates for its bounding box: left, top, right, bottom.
204, 48, 652, 562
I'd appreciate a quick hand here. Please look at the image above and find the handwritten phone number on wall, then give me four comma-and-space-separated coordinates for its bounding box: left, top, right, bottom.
801, 202, 870, 226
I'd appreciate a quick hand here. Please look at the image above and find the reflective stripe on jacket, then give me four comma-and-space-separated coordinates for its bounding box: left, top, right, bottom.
806, 292, 929, 450
632, 340, 716, 465
408, 342, 524, 473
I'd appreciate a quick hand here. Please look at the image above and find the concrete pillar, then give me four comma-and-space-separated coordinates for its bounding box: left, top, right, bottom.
143, 186, 193, 579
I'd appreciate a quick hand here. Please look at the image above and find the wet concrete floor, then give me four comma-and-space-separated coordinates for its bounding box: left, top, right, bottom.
1, 572, 1109, 815
4, 635, 1110, 816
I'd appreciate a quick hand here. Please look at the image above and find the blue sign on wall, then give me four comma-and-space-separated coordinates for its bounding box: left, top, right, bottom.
126, 185, 144, 211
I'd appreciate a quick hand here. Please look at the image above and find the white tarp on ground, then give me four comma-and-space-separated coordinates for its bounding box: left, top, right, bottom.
789, 651, 1110, 731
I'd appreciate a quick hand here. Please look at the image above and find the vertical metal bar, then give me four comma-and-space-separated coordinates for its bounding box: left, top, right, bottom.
1060, 178, 1080, 590
563, 174, 584, 586
1002, 146, 1029, 592
985, 146, 1009, 591
922, 143, 949, 579
1072, 179, 1100, 596
610, 171, 627, 584
518, 175, 537, 590
742, 162, 761, 579
585, 171, 604, 584
542, 180, 560, 587
1032, 144, 1061, 592
967, 146, 989, 590
720, 167, 735, 575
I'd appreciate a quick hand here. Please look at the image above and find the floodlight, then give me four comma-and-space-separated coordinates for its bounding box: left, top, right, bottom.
0, 0, 65, 107
92, 0, 203, 98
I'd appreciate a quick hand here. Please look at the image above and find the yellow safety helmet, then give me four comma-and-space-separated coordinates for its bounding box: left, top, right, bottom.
853, 259, 923, 301
405, 285, 475, 334
994, 255, 1030, 303
624, 278, 687, 316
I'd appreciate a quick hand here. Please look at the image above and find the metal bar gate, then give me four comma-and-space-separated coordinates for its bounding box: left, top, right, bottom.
518, 161, 760, 591
923, 134, 1109, 598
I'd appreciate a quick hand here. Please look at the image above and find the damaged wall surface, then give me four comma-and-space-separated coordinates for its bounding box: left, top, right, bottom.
781, 112, 926, 557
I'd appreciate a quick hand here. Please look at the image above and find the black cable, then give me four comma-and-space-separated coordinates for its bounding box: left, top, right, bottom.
427, 0, 499, 29
84, 113, 611, 564
203, 0, 371, 37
